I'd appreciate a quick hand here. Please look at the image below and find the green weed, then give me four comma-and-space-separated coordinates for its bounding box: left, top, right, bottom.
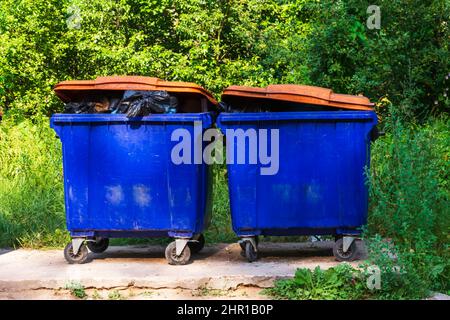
65, 281, 87, 299
108, 290, 123, 300
264, 264, 367, 300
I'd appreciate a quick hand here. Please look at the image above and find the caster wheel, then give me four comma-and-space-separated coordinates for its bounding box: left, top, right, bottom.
87, 238, 109, 253
244, 241, 258, 262
165, 241, 191, 265
188, 234, 205, 254
239, 236, 259, 252
64, 242, 89, 264
333, 238, 358, 262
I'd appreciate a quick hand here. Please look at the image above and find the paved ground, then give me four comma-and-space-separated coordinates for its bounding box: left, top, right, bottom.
0, 241, 361, 299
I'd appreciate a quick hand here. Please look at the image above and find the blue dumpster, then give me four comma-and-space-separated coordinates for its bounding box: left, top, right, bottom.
217, 85, 378, 262
51, 113, 213, 265
51, 76, 219, 265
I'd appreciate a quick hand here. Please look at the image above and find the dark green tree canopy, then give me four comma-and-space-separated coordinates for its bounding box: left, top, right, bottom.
0, 0, 448, 119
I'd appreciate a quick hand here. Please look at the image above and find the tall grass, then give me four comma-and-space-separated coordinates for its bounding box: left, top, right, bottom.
0, 117, 68, 248
367, 112, 449, 295
205, 163, 237, 243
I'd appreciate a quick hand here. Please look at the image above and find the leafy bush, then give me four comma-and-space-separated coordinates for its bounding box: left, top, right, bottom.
0, 0, 313, 117
307, 0, 449, 119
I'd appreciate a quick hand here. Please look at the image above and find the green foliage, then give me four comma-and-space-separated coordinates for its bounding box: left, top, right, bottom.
65, 281, 87, 299
367, 110, 449, 293
0, 0, 313, 117
205, 163, 236, 243
264, 264, 367, 300
0, 118, 68, 248
307, 0, 449, 119
362, 235, 437, 300
267, 236, 446, 300
0, 0, 447, 118
368, 112, 449, 249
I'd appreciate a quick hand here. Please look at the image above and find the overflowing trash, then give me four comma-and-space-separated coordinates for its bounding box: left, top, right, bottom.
53, 76, 218, 266
114, 91, 178, 117
64, 90, 179, 117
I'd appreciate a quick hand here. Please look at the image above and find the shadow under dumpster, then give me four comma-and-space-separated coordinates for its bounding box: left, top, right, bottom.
86, 241, 366, 264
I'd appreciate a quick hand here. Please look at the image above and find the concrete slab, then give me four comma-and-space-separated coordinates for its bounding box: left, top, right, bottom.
0, 242, 362, 292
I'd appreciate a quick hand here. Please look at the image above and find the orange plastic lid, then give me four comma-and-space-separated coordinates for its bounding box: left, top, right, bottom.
221, 84, 373, 111
54, 76, 218, 106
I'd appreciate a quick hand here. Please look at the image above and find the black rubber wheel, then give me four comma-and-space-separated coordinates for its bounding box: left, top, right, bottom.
188, 234, 205, 254
239, 236, 259, 252
239, 242, 246, 257
245, 241, 258, 262
87, 238, 109, 253
165, 241, 191, 265
333, 238, 358, 262
64, 242, 89, 264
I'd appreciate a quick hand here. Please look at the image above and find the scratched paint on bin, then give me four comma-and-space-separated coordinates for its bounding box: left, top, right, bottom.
133, 184, 152, 207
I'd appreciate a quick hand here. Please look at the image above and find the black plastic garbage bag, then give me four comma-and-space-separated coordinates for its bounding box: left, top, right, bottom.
220, 100, 339, 113
219, 101, 271, 113
113, 91, 179, 117
63, 91, 178, 116
64, 101, 96, 114
64, 97, 112, 114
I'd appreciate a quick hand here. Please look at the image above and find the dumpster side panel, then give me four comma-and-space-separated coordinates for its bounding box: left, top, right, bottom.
59, 125, 91, 231
51, 114, 213, 237
217, 111, 376, 237
225, 123, 259, 235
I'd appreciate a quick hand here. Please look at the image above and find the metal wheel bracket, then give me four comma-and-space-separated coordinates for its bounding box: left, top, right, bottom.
71, 238, 85, 255
175, 238, 189, 256
189, 234, 200, 243
239, 237, 258, 252
86, 237, 98, 243
342, 236, 355, 253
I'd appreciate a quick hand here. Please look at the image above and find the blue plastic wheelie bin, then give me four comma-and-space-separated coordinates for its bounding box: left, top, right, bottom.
216, 84, 379, 262
51, 76, 217, 265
